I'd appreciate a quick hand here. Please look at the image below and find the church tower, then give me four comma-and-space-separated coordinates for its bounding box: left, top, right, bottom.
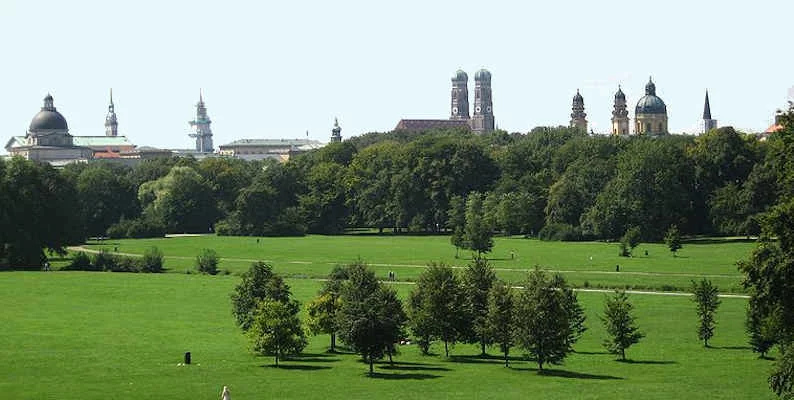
188, 90, 214, 153
635, 77, 668, 135
331, 118, 342, 143
703, 90, 717, 133
570, 90, 587, 132
611, 86, 630, 135
470, 68, 495, 132
105, 89, 118, 137
450, 69, 470, 120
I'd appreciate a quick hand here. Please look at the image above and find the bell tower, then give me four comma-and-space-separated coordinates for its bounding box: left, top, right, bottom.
471, 68, 495, 133
611, 86, 630, 135
570, 90, 587, 131
188, 90, 214, 153
450, 69, 469, 120
105, 89, 118, 137
331, 118, 342, 143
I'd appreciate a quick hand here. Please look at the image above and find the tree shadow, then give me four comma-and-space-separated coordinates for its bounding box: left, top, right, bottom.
712, 345, 752, 351
573, 350, 611, 355
449, 354, 525, 365
512, 367, 623, 380
617, 359, 676, 365
263, 364, 331, 371
367, 372, 441, 380
379, 361, 450, 372
283, 353, 340, 363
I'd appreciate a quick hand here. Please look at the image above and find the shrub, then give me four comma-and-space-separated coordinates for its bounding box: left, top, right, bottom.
66, 251, 94, 271
106, 217, 166, 239
196, 249, 219, 275
538, 223, 582, 241
140, 247, 164, 273
92, 250, 118, 271
113, 256, 141, 273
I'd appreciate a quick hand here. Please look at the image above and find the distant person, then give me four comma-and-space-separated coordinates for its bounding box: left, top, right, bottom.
221, 386, 231, 400
644, 250, 648, 256
510, 251, 515, 260
615, 264, 620, 272
43, 262, 50, 272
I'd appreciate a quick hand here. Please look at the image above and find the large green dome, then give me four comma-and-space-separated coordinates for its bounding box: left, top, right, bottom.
452, 69, 468, 81
635, 78, 667, 114
474, 68, 491, 81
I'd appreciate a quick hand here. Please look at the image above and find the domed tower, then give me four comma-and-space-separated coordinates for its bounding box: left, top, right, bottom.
331, 117, 342, 143
471, 68, 495, 132
450, 69, 470, 120
570, 89, 587, 132
611, 85, 630, 135
188, 90, 214, 153
634, 77, 668, 135
105, 89, 118, 137
28, 94, 73, 147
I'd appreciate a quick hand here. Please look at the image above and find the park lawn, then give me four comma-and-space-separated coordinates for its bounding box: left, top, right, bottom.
77, 235, 754, 293
0, 271, 775, 399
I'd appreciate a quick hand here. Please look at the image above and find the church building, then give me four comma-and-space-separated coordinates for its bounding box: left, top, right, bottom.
634, 77, 668, 135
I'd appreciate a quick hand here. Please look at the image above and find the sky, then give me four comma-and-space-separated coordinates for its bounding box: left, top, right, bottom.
1, 0, 792, 152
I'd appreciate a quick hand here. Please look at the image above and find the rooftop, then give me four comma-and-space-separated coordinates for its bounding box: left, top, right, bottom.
219, 138, 324, 148
394, 119, 471, 132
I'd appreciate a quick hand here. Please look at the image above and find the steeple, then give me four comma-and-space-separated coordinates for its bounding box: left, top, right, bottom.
470, 68, 495, 133
331, 117, 342, 143
188, 90, 213, 152
611, 85, 630, 135
450, 69, 470, 120
703, 90, 717, 133
645, 77, 656, 96
570, 89, 587, 132
105, 89, 118, 137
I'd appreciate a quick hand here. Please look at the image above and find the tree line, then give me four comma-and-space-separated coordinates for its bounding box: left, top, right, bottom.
229, 257, 730, 374
1, 123, 780, 268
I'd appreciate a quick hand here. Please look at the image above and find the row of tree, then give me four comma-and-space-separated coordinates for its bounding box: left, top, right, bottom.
231, 258, 726, 373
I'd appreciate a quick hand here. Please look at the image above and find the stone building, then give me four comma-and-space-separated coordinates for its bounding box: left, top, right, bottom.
634, 78, 668, 135
611, 86, 630, 135
470, 69, 495, 133
331, 118, 342, 143
570, 90, 587, 131
188, 91, 214, 153
450, 69, 470, 120
218, 138, 323, 162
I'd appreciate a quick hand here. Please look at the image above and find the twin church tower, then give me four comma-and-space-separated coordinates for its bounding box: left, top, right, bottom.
450, 69, 495, 132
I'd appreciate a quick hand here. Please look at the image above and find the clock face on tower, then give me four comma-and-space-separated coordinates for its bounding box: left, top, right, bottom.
486, 106, 492, 113
475, 106, 481, 113
452, 107, 458, 115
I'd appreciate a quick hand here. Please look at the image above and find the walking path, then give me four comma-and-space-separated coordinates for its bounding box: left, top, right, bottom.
68, 246, 750, 299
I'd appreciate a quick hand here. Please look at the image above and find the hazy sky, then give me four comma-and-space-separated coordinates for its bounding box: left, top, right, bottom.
2, 0, 792, 151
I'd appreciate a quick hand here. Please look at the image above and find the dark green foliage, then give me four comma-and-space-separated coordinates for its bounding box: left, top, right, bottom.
67, 252, 92, 270
72, 164, 139, 237
408, 263, 467, 357
138, 166, 218, 234
665, 225, 683, 256
486, 280, 515, 367
448, 195, 466, 256
106, 216, 166, 239
140, 247, 164, 273
337, 262, 407, 374
248, 299, 307, 367
462, 257, 497, 355
305, 265, 350, 352
691, 279, 720, 346
538, 223, 583, 241
601, 290, 644, 360
299, 162, 350, 234
195, 249, 219, 275
464, 192, 494, 255
770, 345, 794, 399
514, 269, 582, 371
231, 261, 292, 332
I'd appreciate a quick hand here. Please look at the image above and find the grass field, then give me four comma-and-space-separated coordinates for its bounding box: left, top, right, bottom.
77, 235, 755, 293
0, 271, 776, 399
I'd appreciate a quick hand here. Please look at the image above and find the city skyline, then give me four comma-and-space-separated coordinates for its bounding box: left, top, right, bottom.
1, 0, 792, 151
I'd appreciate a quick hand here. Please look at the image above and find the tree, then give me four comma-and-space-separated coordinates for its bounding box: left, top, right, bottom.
486, 281, 515, 367
138, 166, 218, 233
306, 292, 342, 352
299, 162, 350, 234
408, 263, 467, 357
448, 194, 466, 257
462, 257, 497, 355
464, 192, 494, 255
514, 269, 580, 371
248, 299, 307, 367
770, 345, 794, 400
601, 290, 644, 361
336, 262, 406, 374
691, 279, 721, 347
74, 164, 139, 237
231, 261, 291, 331
195, 249, 219, 275
665, 225, 683, 256
619, 226, 642, 257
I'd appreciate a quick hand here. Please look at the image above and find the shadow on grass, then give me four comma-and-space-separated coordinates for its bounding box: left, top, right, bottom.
367, 372, 441, 380
284, 353, 341, 363
263, 364, 331, 371
713, 345, 752, 351
573, 350, 611, 355
617, 359, 676, 365
379, 361, 450, 372
449, 354, 526, 365
683, 237, 756, 245
512, 367, 624, 380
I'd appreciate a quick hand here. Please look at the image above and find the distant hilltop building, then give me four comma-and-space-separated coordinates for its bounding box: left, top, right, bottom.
395, 68, 495, 133
188, 91, 214, 153
570, 90, 587, 132
611, 86, 630, 135
5, 93, 135, 164
105, 89, 118, 137
331, 118, 342, 143
634, 77, 668, 135
218, 138, 324, 162
703, 90, 718, 133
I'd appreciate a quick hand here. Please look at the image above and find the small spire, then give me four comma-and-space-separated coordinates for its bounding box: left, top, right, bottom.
110, 88, 114, 105
334, 117, 339, 127
199, 88, 203, 103
703, 90, 712, 120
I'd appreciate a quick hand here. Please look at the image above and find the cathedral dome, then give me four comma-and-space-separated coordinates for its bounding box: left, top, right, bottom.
29, 94, 68, 132
474, 68, 491, 81
452, 69, 468, 81
635, 78, 667, 114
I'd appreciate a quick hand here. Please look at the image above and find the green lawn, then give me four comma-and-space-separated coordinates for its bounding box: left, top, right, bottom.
76, 235, 755, 293
0, 271, 776, 399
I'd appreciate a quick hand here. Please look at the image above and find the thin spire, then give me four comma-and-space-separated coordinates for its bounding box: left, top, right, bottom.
703, 90, 712, 120
199, 88, 203, 103
110, 88, 114, 105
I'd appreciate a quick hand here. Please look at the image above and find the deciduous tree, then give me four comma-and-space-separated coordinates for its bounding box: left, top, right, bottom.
249, 299, 307, 367
487, 280, 515, 367
691, 279, 720, 347
601, 290, 644, 361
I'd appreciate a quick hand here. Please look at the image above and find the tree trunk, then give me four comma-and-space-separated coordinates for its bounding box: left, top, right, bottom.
275, 354, 279, 367
331, 333, 336, 353
537, 359, 543, 371
388, 348, 394, 366
504, 349, 509, 368
444, 340, 449, 357
621, 348, 626, 361
369, 355, 374, 375
481, 340, 486, 357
